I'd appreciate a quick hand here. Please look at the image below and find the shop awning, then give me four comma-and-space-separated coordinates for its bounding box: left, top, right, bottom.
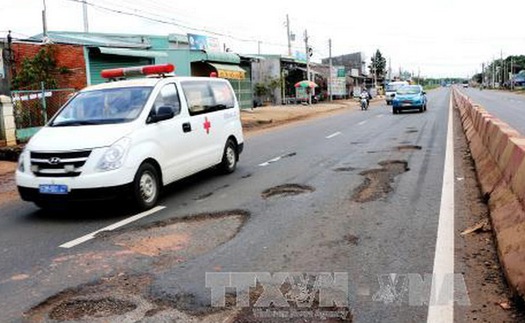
190, 50, 241, 64
295, 66, 323, 76
97, 47, 168, 58
209, 63, 246, 80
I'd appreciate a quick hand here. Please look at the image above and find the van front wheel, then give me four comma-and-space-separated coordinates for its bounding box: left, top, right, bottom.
133, 163, 160, 210
219, 140, 237, 174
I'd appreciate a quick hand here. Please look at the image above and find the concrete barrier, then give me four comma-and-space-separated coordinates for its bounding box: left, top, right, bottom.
453, 89, 525, 299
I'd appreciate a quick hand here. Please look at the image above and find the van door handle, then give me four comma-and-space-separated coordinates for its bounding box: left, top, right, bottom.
182, 122, 192, 133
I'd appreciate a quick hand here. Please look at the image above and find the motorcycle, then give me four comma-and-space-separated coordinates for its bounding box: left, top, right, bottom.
360, 97, 369, 110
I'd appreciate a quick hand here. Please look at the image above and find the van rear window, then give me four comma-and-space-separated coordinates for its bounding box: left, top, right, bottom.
181, 81, 234, 116
386, 83, 407, 92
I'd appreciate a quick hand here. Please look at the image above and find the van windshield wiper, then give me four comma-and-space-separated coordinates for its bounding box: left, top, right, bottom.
51, 120, 101, 127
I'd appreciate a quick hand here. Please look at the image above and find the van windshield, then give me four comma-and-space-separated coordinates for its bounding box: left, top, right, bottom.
50, 87, 153, 127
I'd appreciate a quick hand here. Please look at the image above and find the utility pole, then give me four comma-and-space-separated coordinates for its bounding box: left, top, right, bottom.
257, 41, 261, 55
500, 50, 504, 87
511, 56, 514, 91
304, 29, 311, 105
42, 0, 48, 38
492, 57, 495, 88
286, 14, 292, 57
481, 63, 485, 87
82, 0, 89, 33
385, 57, 392, 84
328, 38, 332, 102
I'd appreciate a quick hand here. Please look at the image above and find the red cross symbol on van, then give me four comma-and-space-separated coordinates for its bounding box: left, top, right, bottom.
203, 117, 212, 134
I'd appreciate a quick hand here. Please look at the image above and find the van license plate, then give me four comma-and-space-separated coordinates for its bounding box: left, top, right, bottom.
39, 184, 68, 195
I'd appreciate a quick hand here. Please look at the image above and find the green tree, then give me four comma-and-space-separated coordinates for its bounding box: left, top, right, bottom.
505, 55, 525, 73
472, 73, 483, 84
369, 49, 387, 78
254, 77, 282, 104
12, 46, 61, 90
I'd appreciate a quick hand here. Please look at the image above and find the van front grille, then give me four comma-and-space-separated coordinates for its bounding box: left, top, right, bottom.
30, 150, 91, 177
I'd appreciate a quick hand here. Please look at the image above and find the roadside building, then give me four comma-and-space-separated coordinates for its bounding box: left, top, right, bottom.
251, 55, 330, 105
322, 52, 374, 96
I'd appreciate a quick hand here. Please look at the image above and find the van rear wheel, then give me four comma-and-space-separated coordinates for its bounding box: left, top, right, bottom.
219, 140, 237, 174
133, 163, 160, 210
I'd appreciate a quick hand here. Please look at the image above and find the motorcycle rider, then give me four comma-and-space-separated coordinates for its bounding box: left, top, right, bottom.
360, 87, 371, 109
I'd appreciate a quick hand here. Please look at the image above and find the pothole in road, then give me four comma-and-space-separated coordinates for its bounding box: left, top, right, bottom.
28, 274, 239, 322
105, 210, 250, 258
406, 130, 419, 133
344, 234, 359, 245
352, 160, 409, 203
334, 167, 357, 172
262, 184, 315, 199
27, 274, 152, 321
396, 145, 422, 152
49, 297, 137, 320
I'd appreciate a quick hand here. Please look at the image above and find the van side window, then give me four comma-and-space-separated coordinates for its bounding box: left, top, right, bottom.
153, 84, 181, 115
210, 82, 234, 108
181, 81, 234, 116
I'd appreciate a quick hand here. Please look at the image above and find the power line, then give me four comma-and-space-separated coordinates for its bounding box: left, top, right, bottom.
63, 0, 292, 50
64, 0, 255, 41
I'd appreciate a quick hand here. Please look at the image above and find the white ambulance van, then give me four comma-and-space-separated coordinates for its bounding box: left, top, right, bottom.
16, 64, 244, 210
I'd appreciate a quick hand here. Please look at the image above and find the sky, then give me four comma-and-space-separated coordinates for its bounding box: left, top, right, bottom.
0, 0, 523, 78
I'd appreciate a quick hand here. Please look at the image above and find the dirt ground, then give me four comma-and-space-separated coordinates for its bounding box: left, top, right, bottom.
240, 99, 363, 135
0, 161, 17, 205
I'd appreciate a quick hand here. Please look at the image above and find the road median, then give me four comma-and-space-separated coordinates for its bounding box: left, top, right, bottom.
454, 88, 525, 301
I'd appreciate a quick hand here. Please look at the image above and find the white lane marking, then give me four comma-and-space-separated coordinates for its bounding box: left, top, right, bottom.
427, 94, 455, 322
59, 206, 166, 249
259, 157, 282, 167
358, 121, 367, 126
258, 153, 296, 167
326, 132, 342, 139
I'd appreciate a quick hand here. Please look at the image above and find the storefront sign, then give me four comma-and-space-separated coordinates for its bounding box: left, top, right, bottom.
217, 69, 244, 80
188, 33, 221, 52
330, 66, 347, 96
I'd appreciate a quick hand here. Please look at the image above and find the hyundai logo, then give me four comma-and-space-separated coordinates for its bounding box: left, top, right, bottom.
48, 157, 61, 165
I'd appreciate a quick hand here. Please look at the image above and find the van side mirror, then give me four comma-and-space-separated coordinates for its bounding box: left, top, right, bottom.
148, 106, 174, 123
422, 91, 427, 95
390, 94, 396, 98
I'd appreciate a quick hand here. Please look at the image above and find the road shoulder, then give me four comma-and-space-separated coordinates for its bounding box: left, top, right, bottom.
453, 104, 524, 322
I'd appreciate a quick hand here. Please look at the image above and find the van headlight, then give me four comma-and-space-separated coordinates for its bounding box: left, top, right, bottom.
97, 137, 131, 171
17, 150, 26, 172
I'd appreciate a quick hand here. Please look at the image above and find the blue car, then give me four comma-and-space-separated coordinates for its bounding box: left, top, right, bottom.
392, 85, 427, 114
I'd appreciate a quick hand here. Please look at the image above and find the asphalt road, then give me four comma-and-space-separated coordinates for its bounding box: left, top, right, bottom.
459, 87, 525, 134
0, 88, 482, 322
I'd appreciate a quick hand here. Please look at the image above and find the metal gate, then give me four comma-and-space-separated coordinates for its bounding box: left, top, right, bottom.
11, 82, 76, 141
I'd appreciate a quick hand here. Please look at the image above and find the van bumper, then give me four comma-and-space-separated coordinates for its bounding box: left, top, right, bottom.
18, 183, 133, 203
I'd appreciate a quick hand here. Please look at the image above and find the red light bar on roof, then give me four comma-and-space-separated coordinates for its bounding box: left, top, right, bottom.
101, 63, 175, 79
